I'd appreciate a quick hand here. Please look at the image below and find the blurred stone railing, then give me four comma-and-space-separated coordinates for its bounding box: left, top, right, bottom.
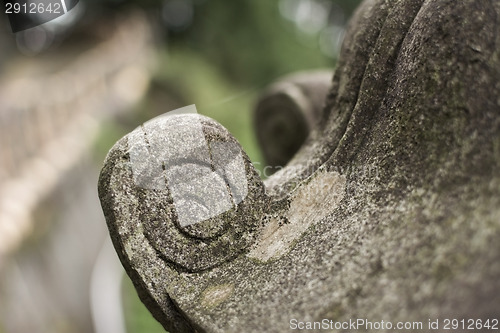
0, 11, 154, 260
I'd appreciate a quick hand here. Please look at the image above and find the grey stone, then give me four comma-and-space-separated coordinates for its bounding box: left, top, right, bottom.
98, 0, 500, 332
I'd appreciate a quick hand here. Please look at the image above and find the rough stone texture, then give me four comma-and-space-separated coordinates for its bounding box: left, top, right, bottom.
99, 0, 500, 332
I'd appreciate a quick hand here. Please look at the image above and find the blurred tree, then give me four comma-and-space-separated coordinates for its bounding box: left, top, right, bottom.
86, 0, 362, 86
170, 0, 363, 86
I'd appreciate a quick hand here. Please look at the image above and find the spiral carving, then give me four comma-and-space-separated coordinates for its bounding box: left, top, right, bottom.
254, 70, 332, 168
100, 111, 268, 272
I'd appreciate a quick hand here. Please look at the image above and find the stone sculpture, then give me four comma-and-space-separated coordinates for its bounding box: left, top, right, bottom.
99, 0, 500, 331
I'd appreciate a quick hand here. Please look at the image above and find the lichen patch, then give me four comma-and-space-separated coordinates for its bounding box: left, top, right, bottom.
200, 284, 234, 309
248, 170, 346, 261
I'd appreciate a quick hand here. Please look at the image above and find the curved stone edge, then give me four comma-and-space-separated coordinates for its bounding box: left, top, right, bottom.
98, 114, 271, 332
264, 0, 397, 197
98, 137, 198, 333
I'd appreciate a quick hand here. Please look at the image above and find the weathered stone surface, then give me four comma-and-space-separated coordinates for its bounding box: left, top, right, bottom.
99, 0, 500, 332
98, 111, 269, 332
